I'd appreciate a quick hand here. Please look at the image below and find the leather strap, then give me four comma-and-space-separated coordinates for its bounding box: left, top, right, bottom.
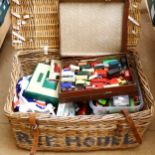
121, 0, 129, 52
122, 109, 142, 144
29, 113, 39, 155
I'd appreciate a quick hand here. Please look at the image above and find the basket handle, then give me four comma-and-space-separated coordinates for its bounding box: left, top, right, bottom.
122, 109, 142, 144
29, 113, 39, 155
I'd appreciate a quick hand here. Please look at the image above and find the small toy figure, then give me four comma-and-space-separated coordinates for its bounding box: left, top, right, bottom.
103, 59, 118, 67
108, 68, 121, 77
61, 82, 74, 90
80, 64, 91, 69
110, 78, 119, 84
77, 104, 87, 115
89, 100, 106, 115
62, 70, 75, 77
92, 83, 104, 88
90, 61, 98, 67
70, 64, 80, 71
109, 61, 121, 69
76, 75, 88, 81
94, 63, 105, 69
49, 60, 61, 80
91, 78, 110, 84
95, 69, 108, 77
89, 74, 98, 80
82, 68, 94, 73
124, 69, 131, 81
61, 76, 76, 82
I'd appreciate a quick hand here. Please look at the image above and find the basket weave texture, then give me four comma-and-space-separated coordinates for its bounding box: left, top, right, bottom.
11, 0, 140, 51
4, 0, 155, 151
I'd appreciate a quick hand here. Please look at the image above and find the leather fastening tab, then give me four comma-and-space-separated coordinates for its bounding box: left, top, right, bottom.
29, 113, 39, 155
122, 109, 142, 144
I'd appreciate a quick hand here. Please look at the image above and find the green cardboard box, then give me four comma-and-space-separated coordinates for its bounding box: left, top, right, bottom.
25, 63, 60, 105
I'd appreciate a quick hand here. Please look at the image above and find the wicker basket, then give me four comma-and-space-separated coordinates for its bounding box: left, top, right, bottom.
4, 0, 155, 154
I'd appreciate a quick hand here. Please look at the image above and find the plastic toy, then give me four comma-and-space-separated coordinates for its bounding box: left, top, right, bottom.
98, 99, 107, 106
80, 64, 91, 69
76, 80, 85, 86
124, 70, 131, 80
108, 68, 121, 77
61, 76, 75, 82
95, 69, 107, 77
94, 63, 105, 69
92, 83, 104, 88
82, 68, 94, 73
70, 64, 80, 71
77, 104, 87, 115
57, 103, 76, 116
60, 56, 137, 102
91, 78, 110, 84
89, 101, 107, 115
62, 70, 75, 77
76, 75, 88, 80
103, 59, 119, 67
61, 82, 74, 89
49, 60, 61, 80
89, 70, 144, 114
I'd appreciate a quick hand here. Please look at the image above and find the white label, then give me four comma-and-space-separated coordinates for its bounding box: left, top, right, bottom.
13, 40, 22, 44
13, 25, 20, 31
128, 16, 140, 26
11, 12, 21, 19
12, 31, 25, 41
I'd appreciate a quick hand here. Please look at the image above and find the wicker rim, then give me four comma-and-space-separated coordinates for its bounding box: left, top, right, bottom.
4, 50, 155, 122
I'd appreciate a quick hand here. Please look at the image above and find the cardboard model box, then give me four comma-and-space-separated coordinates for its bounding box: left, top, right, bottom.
25, 63, 60, 105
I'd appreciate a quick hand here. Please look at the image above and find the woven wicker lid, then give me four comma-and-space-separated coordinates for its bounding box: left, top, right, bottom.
11, 0, 140, 54
11, 0, 59, 52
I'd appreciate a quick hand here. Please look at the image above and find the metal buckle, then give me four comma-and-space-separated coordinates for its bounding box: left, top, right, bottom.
31, 124, 38, 131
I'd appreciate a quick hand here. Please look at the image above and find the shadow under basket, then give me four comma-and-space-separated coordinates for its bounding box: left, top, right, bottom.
4, 50, 154, 151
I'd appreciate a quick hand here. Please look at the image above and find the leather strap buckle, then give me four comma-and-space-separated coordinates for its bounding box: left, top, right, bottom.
122, 109, 142, 144
29, 113, 39, 155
